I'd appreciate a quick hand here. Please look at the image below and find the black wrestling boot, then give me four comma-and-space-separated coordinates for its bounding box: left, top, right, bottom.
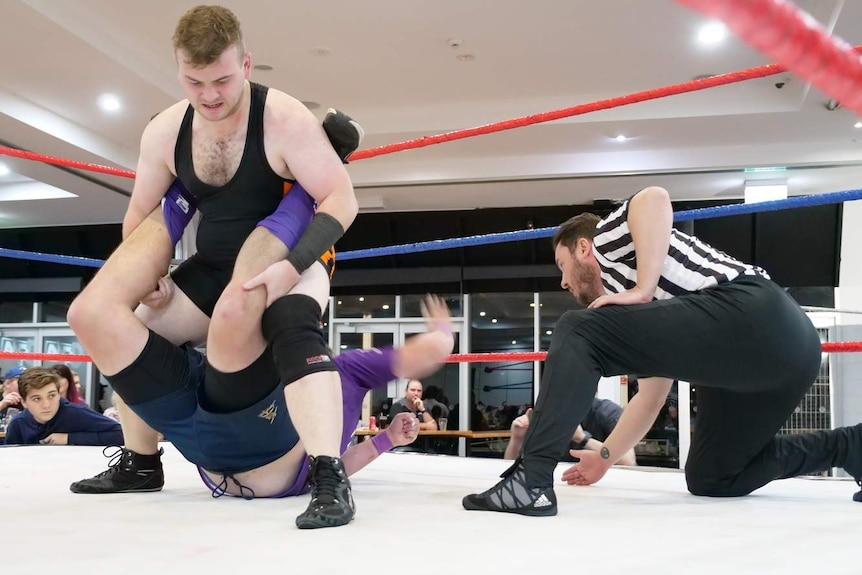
322, 108, 364, 163
295, 456, 355, 529
462, 457, 557, 517
70, 447, 164, 494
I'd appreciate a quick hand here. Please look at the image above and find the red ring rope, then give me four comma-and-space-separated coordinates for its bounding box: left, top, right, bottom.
6, 45, 862, 174
678, 0, 862, 115
1, 342, 857, 366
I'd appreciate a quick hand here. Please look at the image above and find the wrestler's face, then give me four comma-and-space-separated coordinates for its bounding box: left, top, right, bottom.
23, 384, 61, 424
555, 241, 604, 306
177, 44, 251, 123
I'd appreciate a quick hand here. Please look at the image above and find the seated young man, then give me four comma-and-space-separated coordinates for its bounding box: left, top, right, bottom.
67, 207, 455, 529
4, 367, 123, 446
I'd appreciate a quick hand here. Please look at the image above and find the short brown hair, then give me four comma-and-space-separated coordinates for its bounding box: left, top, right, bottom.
552, 213, 601, 251
172, 5, 244, 67
18, 367, 60, 400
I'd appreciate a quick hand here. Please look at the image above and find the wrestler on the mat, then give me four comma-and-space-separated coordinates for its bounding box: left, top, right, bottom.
68, 206, 455, 529
76, 6, 363, 528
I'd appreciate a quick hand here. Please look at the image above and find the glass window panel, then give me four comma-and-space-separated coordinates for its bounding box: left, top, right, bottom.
469, 293, 535, 433
0, 335, 38, 382
401, 294, 463, 318
334, 295, 396, 319
40, 301, 70, 323
538, 291, 584, 349
0, 302, 34, 323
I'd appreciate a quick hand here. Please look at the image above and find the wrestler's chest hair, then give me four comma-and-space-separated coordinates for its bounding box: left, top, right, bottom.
192, 123, 248, 187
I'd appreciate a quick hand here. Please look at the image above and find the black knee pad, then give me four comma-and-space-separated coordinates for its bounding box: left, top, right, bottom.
261, 294, 336, 386
203, 349, 280, 413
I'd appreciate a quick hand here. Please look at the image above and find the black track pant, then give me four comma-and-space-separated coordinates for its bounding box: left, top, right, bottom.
520, 276, 857, 495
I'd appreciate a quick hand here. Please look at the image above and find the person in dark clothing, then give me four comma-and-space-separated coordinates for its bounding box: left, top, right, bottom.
83, 5, 362, 528
464, 186, 862, 516
4, 367, 122, 446
503, 399, 637, 466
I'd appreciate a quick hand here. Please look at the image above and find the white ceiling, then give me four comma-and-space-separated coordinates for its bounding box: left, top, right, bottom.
1, 0, 861, 229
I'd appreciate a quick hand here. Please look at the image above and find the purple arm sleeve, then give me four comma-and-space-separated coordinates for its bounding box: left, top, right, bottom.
161, 179, 197, 247
258, 182, 316, 250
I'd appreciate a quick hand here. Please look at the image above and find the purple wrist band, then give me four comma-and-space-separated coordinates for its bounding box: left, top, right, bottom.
371, 432, 394, 454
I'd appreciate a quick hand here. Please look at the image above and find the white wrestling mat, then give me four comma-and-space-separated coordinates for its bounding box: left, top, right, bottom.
3, 443, 858, 575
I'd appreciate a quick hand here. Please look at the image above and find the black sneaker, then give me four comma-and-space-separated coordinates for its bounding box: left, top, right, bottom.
462, 458, 557, 516
70, 447, 164, 494
295, 456, 355, 529
322, 108, 364, 163
854, 480, 862, 503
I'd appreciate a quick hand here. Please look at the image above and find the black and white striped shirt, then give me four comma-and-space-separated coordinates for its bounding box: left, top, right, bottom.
593, 200, 769, 299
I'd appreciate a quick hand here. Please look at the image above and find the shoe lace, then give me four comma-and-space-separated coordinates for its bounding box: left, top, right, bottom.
310, 461, 342, 505
210, 474, 256, 501
90, 446, 131, 479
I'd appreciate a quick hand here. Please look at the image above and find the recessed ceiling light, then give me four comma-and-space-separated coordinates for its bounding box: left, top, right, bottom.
855, 121, 862, 128
545, 330, 553, 335
529, 302, 535, 307
615, 135, 627, 142
491, 318, 498, 324
479, 311, 486, 317
0, 164, 9, 176
382, 304, 390, 310
511, 340, 517, 345
698, 22, 727, 45
358, 297, 365, 302
340, 344, 347, 349
253, 64, 273, 71
337, 300, 343, 305
98, 93, 121, 112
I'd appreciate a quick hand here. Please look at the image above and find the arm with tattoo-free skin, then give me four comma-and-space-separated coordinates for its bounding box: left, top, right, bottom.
242, 93, 358, 305
341, 412, 419, 476
588, 186, 673, 309
122, 104, 186, 240
340, 295, 454, 474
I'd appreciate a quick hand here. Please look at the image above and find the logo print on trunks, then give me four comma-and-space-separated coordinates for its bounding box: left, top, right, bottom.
258, 400, 278, 424
306, 355, 332, 365
175, 195, 190, 214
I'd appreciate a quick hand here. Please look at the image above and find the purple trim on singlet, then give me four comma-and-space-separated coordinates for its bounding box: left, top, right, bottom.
194, 346, 397, 499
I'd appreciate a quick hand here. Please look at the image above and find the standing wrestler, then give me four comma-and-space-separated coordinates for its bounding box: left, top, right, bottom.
68, 205, 455, 528
83, 5, 361, 525
464, 186, 862, 516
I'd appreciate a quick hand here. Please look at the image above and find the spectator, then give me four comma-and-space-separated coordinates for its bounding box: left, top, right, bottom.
0, 366, 25, 421
51, 364, 87, 406
389, 380, 438, 430
4, 367, 123, 446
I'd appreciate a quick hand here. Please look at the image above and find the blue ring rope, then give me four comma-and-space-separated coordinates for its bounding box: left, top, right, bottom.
3, 187, 860, 267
